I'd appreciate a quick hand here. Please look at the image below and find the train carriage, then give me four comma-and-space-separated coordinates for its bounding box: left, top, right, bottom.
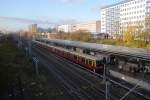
34, 40, 105, 73
34, 38, 150, 75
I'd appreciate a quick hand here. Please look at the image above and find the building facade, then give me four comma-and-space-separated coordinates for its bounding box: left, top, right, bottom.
57, 24, 76, 33
101, 0, 150, 36
76, 21, 101, 34
28, 24, 37, 33
57, 21, 101, 34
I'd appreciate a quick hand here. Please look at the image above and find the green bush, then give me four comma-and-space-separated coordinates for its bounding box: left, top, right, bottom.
147, 43, 150, 48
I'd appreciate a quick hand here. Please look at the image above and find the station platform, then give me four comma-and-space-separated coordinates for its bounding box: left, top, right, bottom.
109, 66, 150, 91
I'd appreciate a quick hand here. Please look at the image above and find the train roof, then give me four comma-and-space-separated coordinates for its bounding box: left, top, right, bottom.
34, 40, 102, 60
49, 44, 102, 60
37, 38, 150, 60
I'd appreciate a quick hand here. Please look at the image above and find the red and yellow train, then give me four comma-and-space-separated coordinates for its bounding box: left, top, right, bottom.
34, 40, 104, 73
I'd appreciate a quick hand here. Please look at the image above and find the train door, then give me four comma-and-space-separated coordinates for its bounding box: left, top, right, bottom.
89, 60, 93, 68
85, 59, 89, 66
81, 57, 85, 65
96, 60, 104, 73
73, 55, 78, 62
78, 56, 81, 63
92, 60, 96, 69
70, 53, 74, 60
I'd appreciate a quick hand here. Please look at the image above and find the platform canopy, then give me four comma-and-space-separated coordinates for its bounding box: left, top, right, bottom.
37, 38, 150, 61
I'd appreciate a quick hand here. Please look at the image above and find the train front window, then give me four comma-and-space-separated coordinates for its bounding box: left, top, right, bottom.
96, 60, 103, 66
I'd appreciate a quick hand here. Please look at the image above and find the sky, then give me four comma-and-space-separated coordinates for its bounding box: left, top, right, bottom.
0, 0, 121, 31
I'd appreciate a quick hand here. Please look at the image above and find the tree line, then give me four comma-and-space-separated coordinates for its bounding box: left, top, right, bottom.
55, 30, 92, 42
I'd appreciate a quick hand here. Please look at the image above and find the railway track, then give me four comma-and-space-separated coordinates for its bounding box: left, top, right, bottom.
16, 37, 150, 100
32, 49, 84, 100
34, 44, 150, 100
36, 46, 118, 99
32, 47, 105, 100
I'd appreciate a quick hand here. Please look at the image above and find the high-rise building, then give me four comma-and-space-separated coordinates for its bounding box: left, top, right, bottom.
29, 24, 37, 33
101, 0, 150, 35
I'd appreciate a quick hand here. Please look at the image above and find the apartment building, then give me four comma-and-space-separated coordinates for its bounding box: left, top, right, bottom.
28, 24, 37, 33
57, 24, 76, 33
76, 21, 101, 34
57, 21, 101, 34
101, 0, 150, 36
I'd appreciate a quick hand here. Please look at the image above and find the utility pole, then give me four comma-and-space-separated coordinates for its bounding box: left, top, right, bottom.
17, 33, 20, 48
103, 57, 107, 82
32, 57, 39, 76
103, 64, 106, 82
102, 57, 111, 100
17, 75, 24, 100
28, 39, 32, 56
25, 47, 28, 57
105, 65, 111, 100
106, 81, 110, 100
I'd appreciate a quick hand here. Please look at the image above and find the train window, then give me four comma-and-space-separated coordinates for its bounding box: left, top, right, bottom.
86, 59, 89, 65
91, 60, 94, 66
64, 52, 66, 56
77, 56, 79, 60
91, 60, 95, 66
80, 57, 82, 61
89, 60, 92, 65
